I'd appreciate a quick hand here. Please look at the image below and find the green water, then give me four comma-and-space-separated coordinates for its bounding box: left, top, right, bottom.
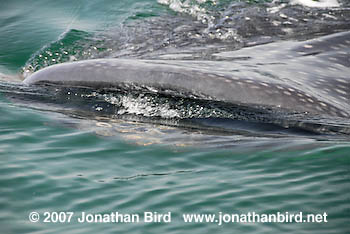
1, 0, 350, 233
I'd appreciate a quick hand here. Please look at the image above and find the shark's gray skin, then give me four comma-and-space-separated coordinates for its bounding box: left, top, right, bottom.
23, 31, 350, 118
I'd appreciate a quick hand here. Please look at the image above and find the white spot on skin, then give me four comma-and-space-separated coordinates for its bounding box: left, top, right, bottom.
340, 111, 349, 118
272, 21, 281, 26
303, 44, 313, 49
279, 13, 288, 19
337, 84, 348, 90
283, 91, 292, 95
339, 44, 347, 49
320, 102, 327, 107
307, 98, 314, 103
96, 122, 112, 128
334, 63, 346, 69
328, 67, 338, 72
335, 89, 347, 95
330, 46, 339, 50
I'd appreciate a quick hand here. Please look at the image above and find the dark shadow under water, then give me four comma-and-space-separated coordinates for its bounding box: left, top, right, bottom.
2, 81, 350, 149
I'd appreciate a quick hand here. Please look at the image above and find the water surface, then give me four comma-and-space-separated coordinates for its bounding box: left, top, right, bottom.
1, 0, 350, 233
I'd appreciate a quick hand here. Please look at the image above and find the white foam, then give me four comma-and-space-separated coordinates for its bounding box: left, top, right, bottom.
105, 94, 180, 118
157, 0, 213, 25
157, 0, 240, 41
291, 0, 340, 8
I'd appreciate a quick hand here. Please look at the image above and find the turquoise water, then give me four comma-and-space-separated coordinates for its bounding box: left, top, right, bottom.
1, 0, 350, 233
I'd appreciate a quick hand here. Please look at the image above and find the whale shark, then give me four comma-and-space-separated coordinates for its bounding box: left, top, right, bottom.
23, 31, 350, 118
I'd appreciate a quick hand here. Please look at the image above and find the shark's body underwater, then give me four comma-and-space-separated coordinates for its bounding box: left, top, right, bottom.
24, 31, 350, 118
